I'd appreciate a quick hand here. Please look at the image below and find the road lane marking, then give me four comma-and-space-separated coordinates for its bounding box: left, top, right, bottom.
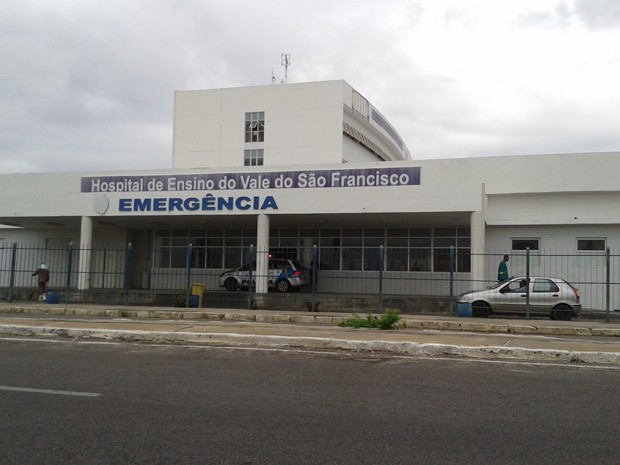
0, 386, 101, 397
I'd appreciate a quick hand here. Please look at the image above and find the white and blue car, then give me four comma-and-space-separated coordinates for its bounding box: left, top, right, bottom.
219, 258, 310, 293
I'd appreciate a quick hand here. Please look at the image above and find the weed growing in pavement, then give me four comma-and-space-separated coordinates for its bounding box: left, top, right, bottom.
304, 299, 320, 312
338, 309, 402, 330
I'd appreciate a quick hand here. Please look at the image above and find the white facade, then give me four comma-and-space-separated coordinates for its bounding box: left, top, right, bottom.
1, 80, 619, 310
172, 80, 411, 168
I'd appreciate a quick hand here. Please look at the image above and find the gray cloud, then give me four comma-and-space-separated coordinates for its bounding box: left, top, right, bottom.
1, 1, 619, 174
517, 0, 620, 30
516, 3, 572, 28
574, 0, 620, 29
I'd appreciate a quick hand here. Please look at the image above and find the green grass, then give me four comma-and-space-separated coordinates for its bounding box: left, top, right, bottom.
337, 309, 403, 330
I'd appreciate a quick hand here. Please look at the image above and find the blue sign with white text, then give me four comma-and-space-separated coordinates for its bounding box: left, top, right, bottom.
81, 166, 421, 193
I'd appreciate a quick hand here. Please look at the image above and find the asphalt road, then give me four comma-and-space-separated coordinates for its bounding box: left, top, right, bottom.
1, 337, 619, 465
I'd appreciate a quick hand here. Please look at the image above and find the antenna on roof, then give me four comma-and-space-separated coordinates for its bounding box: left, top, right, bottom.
281, 53, 291, 84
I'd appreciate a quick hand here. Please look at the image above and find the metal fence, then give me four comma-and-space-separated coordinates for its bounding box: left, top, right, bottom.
1, 242, 618, 319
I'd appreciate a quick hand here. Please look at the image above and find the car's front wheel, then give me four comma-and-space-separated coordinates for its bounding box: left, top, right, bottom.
472, 301, 491, 318
551, 305, 572, 321
224, 277, 238, 292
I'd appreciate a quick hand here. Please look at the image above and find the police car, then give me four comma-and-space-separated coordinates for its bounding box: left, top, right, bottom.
219, 258, 309, 293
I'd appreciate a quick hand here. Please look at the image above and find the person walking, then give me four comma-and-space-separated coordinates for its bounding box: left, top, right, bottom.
497, 255, 509, 282
32, 263, 50, 301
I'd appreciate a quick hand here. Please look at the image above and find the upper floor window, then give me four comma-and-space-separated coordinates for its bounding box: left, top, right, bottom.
245, 112, 265, 143
244, 149, 264, 166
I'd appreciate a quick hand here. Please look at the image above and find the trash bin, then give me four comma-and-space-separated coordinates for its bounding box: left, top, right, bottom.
457, 302, 472, 317
188, 295, 200, 308
46, 292, 60, 304
190, 283, 205, 307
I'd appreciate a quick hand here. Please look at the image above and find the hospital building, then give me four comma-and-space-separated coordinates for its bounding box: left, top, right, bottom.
1, 80, 619, 311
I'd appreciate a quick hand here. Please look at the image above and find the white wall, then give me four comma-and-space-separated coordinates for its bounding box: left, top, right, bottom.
0, 172, 88, 218
486, 225, 620, 310
172, 90, 224, 168
172, 80, 411, 169
2, 152, 620, 224
464, 152, 620, 195
173, 81, 347, 169
487, 192, 620, 225
342, 137, 383, 163
0, 228, 77, 246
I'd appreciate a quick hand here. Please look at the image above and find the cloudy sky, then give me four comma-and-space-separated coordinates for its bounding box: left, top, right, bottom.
2, 0, 619, 174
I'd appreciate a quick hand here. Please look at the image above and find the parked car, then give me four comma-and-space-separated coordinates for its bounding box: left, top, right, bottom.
219, 258, 309, 293
458, 276, 581, 321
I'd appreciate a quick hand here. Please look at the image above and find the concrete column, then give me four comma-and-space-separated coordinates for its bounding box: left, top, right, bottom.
303, 237, 314, 266
256, 214, 270, 294
470, 183, 486, 286
78, 216, 93, 290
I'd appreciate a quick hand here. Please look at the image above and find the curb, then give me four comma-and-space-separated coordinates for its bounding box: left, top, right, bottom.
2, 324, 620, 366
2, 305, 620, 337
403, 320, 620, 337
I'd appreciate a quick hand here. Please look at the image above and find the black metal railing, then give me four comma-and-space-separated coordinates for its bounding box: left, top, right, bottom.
1, 242, 618, 320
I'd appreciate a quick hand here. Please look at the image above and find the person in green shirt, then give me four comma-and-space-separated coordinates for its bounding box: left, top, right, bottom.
497, 255, 509, 282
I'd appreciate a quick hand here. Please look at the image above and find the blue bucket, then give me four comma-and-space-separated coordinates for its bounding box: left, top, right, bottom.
457, 302, 472, 317
188, 294, 200, 308
46, 292, 60, 304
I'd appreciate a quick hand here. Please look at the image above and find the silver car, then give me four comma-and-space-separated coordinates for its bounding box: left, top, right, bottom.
219, 258, 309, 293
458, 277, 581, 321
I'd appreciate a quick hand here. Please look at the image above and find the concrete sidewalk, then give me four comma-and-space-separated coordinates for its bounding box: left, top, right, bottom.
1, 302, 620, 365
